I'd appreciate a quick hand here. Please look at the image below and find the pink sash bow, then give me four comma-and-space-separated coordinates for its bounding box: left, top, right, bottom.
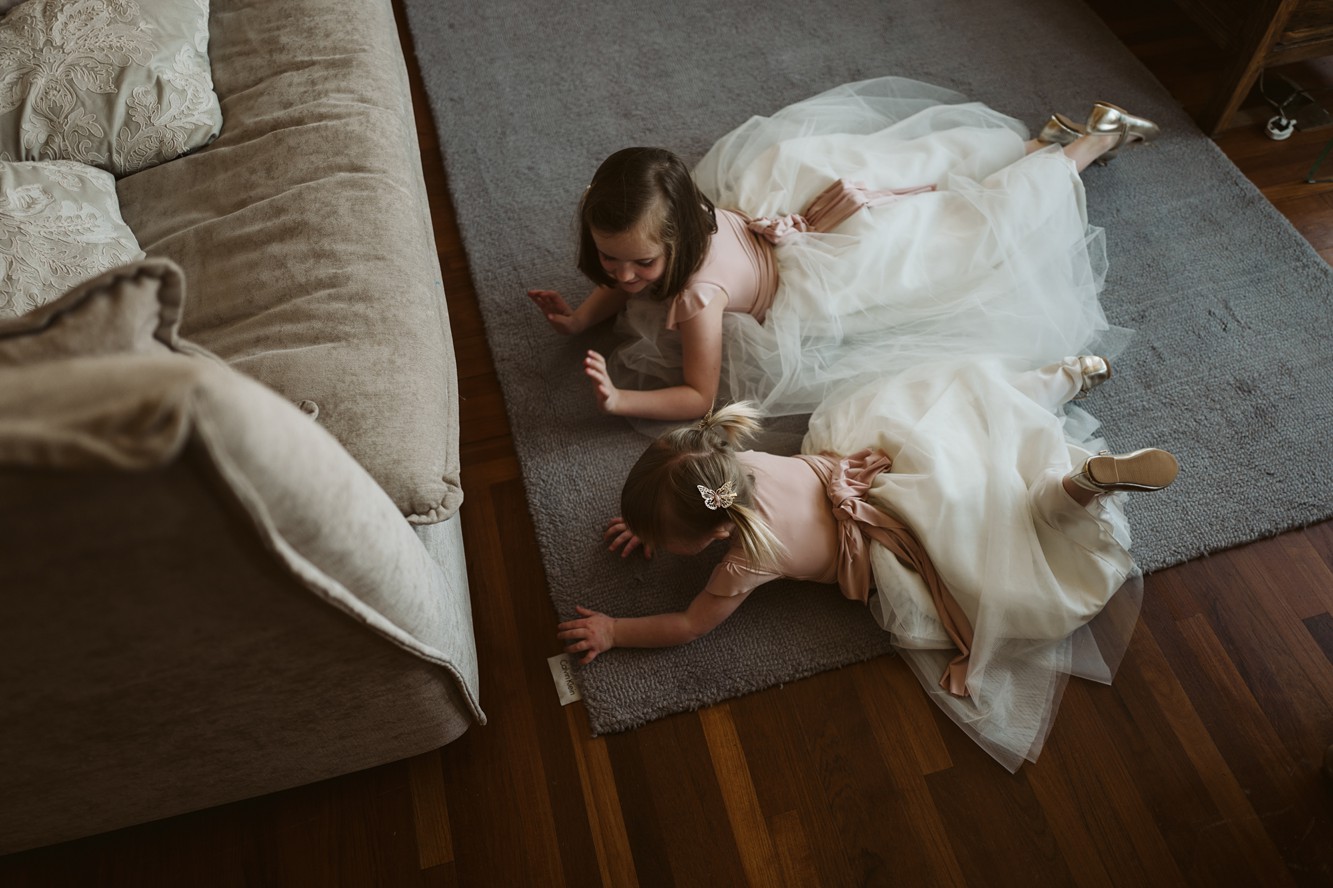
797, 449, 976, 697
747, 178, 937, 244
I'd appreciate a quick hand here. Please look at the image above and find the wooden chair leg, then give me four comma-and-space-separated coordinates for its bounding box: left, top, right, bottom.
1197, 0, 1301, 135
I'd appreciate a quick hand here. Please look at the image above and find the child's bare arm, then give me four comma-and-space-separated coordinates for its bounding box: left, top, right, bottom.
581, 296, 724, 420
556, 589, 748, 664
527, 286, 627, 335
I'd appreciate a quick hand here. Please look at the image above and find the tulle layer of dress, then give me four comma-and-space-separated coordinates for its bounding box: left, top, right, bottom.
804, 357, 1143, 772
614, 76, 1131, 418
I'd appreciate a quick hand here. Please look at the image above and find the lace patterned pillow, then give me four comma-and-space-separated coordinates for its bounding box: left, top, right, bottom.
0, 160, 145, 318
0, 0, 222, 176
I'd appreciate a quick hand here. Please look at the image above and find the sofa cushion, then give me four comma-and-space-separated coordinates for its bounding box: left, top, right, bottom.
0, 0, 223, 176
0, 160, 144, 319
0, 257, 215, 364
113, 0, 462, 524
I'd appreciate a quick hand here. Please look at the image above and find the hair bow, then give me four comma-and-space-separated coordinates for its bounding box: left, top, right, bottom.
697, 481, 737, 511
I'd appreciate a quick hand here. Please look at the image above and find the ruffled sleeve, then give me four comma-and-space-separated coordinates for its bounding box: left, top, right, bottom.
704, 555, 780, 598
665, 282, 727, 331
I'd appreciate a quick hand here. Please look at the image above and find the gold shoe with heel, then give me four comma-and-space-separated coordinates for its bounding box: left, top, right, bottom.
1073, 355, 1111, 400
1086, 101, 1160, 163
1037, 113, 1086, 146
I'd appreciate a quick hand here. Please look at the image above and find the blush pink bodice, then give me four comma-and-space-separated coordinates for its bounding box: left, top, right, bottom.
702, 451, 842, 597
665, 209, 778, 330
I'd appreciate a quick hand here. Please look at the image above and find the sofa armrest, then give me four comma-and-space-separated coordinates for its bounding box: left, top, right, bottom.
0, 353, 482, 852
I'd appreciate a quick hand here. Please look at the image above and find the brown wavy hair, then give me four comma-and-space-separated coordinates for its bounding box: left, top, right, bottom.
621, 402, 785, 570
577, 147, 718, 302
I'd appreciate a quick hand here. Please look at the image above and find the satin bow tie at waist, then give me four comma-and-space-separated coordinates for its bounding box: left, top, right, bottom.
747, 178, 937, 244
796, 449, 975, 698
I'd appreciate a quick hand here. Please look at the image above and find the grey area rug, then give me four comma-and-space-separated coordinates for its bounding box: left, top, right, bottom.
401, 0, 1333, 734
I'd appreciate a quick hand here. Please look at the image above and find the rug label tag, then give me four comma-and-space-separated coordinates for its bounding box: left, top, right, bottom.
547, 653, 583, 706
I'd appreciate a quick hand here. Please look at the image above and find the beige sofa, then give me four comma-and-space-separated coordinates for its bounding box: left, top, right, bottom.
0, 0, 483, 854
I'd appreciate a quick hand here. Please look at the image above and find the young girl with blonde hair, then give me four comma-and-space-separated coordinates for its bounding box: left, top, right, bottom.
529, 77, 1159, 421
557, 355, 1179, 771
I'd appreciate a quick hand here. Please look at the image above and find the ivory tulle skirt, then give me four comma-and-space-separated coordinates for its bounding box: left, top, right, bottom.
805, 357, 1143, 772
614, 76, 1131, 417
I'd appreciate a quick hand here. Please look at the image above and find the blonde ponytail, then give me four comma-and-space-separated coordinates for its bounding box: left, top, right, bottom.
621, 401, 787, 571
697, 401, 765, 447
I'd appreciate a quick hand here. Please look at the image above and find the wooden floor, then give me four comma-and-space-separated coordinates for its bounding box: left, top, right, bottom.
4, 1, 1332, 885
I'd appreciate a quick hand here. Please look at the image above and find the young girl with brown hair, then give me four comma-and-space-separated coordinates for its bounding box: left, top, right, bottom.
556, 355, 1179, 771
528, 77, 1159, 422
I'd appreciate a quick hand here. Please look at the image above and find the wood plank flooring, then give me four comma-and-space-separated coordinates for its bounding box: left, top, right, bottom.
2, 0, 1330, 884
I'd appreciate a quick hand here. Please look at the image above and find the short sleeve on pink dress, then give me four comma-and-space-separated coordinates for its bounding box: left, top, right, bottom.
665, 282, 727, 331
704, 558, 780, 598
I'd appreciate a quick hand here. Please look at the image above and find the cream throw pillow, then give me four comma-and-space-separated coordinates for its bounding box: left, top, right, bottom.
0, 0, 223, 176
0, 160, 144, 319
0, 258, 224, 366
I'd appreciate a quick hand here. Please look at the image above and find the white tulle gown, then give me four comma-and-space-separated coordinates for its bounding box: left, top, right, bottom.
617, 76, 1130, 417
804, 357, 1143, 771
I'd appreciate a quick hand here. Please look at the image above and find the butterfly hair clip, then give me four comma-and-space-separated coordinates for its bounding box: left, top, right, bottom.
697, 480, 737, 511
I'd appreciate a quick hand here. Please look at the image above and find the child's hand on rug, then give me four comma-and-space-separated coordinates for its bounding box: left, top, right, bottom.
605, 516, 652, 559
527, 289, 583, 335
584, 350, 623, 414
557, 606, 616, 664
